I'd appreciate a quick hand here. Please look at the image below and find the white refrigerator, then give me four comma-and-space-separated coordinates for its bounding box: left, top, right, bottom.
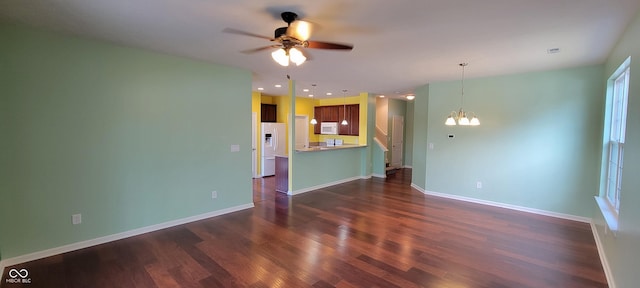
261, 123, 286, 177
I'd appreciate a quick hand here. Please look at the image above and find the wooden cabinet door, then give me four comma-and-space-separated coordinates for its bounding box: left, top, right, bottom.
322, 106, 339, 122
338, 105, 349, 135
336, 104, 359, 135
261, 104, 277, 122
349, 104, 359, 135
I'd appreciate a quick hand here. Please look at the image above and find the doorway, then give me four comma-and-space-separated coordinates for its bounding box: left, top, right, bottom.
295, 115, 309, 150
391, 115, 404, 168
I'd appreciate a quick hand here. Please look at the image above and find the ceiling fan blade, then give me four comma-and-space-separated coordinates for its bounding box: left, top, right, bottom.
286, 20, 313, 41
240, 45, 281, 54
222, 28, 274, 40
306, 40, 353, 50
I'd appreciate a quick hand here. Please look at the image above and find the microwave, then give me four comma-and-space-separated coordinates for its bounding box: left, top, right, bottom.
320, 122, 338, 134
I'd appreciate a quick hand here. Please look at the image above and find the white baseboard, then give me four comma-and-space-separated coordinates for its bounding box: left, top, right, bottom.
290, 176, 365, 195
371, 173, 386, 179
403, 165, 413, 169
0, 203, 254, 273
590, 221, 615, 288
422, 190, 591, 223
411, 183, 425, 193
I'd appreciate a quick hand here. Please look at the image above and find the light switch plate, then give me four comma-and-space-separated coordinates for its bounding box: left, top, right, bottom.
230, 144, 240, 152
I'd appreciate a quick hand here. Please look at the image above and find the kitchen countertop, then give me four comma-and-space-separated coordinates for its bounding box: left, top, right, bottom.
295, 144, 367, 152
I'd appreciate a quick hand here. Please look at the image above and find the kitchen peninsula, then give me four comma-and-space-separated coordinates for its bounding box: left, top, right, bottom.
295, 143, 367, 152
274, 142, 367, 194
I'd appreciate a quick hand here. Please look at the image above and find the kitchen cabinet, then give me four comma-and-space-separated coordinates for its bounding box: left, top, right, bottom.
261, 104, 277, 122
313, 104, 359, 135
338, 105, 359, 135
313, 106, 322, 134
321, 106, 340, 122
348, 104, 359, 135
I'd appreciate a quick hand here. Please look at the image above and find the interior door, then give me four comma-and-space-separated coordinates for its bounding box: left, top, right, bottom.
295, 115, 309, 150
391, 115, 404, 168
252, 112, 257, 178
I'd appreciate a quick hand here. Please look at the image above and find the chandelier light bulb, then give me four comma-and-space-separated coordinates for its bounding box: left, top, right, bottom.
289, 48, 306, 66
470, 116, 480, 126
271, 49, 289, 66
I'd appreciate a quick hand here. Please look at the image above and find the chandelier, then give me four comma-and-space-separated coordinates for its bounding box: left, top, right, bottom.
445, 63, 480, 126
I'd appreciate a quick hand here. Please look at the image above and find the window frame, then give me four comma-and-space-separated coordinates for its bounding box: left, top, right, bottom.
597, 57, 630, 233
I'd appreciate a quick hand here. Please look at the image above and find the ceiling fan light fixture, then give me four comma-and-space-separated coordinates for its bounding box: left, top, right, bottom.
288, 20, 312, 41
289, 47, 306, 66
224, 11, 353, 67
271, 48, 289, 66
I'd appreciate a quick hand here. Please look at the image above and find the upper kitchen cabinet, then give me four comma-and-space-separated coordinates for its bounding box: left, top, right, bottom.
313, 104, 359, 136
314, 106, 322, 134
321, 105, 340, 122
338, 104, 359, 135
261, 104, 277, 122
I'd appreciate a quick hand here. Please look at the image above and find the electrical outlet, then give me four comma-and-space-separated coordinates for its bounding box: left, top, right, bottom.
476, 181, 482, 189
211, 191, 217, 199
72, 214, 82, 225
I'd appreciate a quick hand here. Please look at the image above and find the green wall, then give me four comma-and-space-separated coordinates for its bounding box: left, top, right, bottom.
372, 142, 386, 177
404, 101, 415, 167
593, 8, 640, 288
0, 25, 253, 260
425, 66, 604, 217
363, 93, 376, 176
411, 84, 430, 189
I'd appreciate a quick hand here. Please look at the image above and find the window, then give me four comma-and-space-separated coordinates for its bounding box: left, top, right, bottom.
597, 57, 630, 232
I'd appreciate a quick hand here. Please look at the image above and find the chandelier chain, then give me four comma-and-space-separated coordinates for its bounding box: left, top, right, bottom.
460, 63, 468, 108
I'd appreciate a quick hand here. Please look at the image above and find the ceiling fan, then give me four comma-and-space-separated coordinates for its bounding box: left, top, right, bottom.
223, 11, 354, 66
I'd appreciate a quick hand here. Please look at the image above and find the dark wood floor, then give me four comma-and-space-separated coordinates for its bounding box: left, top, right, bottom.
2, 169, 607, 287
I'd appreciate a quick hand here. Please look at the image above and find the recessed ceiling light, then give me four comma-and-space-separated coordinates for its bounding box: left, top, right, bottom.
257, 87, 264, 91
309, 94, 314, 97
326, 92, 332, 96
406, 95, 415, 100
547, 48, 561, 54
303, 89, 309, 92
275, 84, 282, 88
379, 95, 385, 98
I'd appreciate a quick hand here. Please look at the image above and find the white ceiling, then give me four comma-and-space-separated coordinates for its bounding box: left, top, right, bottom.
1, 0, 639, 99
